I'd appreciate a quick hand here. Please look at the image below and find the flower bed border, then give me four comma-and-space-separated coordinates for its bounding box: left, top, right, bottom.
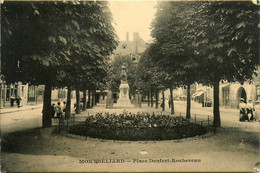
68, 112, 207, 141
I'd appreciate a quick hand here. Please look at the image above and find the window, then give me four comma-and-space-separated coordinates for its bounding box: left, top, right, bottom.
14, 85, 18, 97
22, 86, 24, 97
11, 88, 14, 96
6, 88, 10, 101
222, 87, 230, 106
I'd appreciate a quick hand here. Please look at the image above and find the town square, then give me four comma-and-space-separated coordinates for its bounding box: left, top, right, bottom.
0, 0, 260, 172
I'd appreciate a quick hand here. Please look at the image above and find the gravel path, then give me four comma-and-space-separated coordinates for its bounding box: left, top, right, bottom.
1, 102, 259, 172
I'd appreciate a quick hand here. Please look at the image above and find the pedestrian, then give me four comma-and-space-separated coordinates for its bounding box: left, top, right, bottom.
254, 100, 260, 121
10, 95, 15, 107
247, 99, 255, 121
16, 96, 21, 108
168, 98, 171, 108
239, 98, 248, 121
51, 103, 56, 118
63, 101, 66, 113
56, 102, 62, 118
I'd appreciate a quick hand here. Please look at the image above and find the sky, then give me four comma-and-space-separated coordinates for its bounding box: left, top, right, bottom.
109, 1, 157, 42
109, 0, 259, 42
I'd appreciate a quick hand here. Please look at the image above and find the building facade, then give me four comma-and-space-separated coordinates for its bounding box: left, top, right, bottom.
0, 81, 29, 108
192, 67, 260, 109
111, 32, 147, 62
220, 82, 256, 108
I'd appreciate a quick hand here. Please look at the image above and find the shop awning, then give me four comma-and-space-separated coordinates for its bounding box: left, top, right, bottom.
220, 83, 231, 88
192, 91, 204, 98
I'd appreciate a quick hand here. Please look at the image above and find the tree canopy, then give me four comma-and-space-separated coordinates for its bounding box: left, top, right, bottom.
147, 1, 259, 127
1, 1, 118, 127
107, 55, 137, 93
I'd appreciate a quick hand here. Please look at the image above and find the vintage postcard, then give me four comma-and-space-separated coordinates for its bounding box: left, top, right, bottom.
1, 0, 260, 172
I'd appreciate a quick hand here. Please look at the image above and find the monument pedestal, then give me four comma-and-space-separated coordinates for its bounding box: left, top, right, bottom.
116, 83, 132, 106
114, 63, 134, 108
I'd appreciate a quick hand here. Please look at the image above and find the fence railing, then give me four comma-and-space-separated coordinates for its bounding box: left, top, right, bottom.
174, 112, 213, 129
56, 112, 92, 135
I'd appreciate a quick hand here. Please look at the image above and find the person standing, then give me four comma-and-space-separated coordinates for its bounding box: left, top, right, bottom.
51, 103, 56, 118
247, 99, 255, 121
16, 96, 21, 108
239, 98, 248, 121
254, 100, 260, 121
10, 95, 15, 107
56, 102, 62, 118
160, 98, 165, 110
63, 101, 66, 113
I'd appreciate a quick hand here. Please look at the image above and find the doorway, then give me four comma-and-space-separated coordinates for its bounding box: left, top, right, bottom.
237, 87, 247, 108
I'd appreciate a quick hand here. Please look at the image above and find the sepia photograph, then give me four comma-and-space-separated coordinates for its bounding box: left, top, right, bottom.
0, 0, 260, 172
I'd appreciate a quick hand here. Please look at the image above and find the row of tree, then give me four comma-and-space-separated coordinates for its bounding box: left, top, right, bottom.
137, 1, 259, 128
1, 1, 118, 127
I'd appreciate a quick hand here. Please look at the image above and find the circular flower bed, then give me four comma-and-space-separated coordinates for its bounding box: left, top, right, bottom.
69, 112, 207, 141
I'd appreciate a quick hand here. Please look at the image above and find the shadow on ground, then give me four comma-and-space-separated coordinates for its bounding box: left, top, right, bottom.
1, 124, 259, 158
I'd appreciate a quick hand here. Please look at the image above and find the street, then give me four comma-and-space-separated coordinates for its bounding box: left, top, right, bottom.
1, 106, 42, 135
1, 1, 259, 172
1, 101, 259, 135
1, 101, 259, 172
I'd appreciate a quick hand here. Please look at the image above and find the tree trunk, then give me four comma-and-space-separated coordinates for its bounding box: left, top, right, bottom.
155, 89, 159, 109
91, 90, 95, 107
148, 90, 150, 106
42, 83, 52, 127
76, 88, 81, 114
186, 84, 191, 119
65, 86, 71, 119
213, 80, 221, 128
94, 90, 97, 105
170, 88, 174, 115
88, 90, 91, 108
141, 90, 144, 102
83, 90, 87, 111
162, 90, 165, 111
151, 88, 154, 107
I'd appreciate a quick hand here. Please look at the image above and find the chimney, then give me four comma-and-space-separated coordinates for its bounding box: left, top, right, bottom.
133, 32, 138, 53
126, 32, 129, 42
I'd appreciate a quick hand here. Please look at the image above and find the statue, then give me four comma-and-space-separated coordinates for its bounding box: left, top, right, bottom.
115, 63, 133, 107
121, 64, 127, 83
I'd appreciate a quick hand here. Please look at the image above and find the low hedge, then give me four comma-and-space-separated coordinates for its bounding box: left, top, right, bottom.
68, 112, 207, 141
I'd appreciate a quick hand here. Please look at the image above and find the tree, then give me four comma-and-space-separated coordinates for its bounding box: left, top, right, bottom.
150, 1, 258, 128
189, 1, 258, 127
137, 43, 175, 112
2, 1, 118, 127
151, 1, 200, 118
107, 55, 136, 95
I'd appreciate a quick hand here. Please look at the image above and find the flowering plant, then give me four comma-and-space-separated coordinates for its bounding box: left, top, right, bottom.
68, 112, 207, 141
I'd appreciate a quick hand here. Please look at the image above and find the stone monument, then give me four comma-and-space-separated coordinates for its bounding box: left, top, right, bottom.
116, 63, 133, 107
